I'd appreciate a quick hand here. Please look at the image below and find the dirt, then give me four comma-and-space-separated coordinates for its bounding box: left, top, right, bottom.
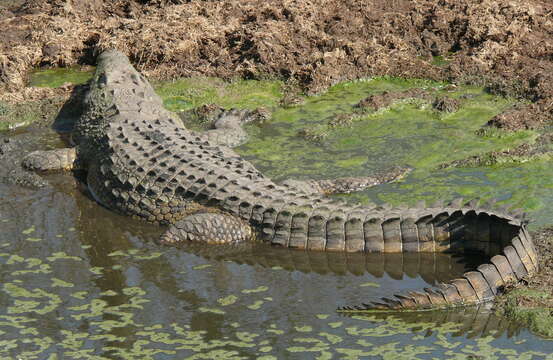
0, 0, 552, 131
527, 227, 553, 295
432, 96, 460, 113
485, 104, 551, 131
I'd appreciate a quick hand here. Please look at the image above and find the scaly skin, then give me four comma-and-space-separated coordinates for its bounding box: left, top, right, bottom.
23, 50, 539, 311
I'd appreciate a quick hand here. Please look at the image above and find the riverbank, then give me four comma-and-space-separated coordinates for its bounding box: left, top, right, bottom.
1, 0, 553, 134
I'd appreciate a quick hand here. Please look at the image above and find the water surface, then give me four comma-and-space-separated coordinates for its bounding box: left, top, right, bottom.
1, 76, 551, 358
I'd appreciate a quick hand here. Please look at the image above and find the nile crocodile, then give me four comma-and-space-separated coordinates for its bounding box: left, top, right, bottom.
23, 50, 539, 311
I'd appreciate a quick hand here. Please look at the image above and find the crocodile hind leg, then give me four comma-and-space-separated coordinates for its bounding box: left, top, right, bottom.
160, 212, 254, 245
22, 147, 78, 172
282, 166, 411, 195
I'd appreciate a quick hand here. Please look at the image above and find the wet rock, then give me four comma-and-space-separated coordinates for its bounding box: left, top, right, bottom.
0, 135, 48, 188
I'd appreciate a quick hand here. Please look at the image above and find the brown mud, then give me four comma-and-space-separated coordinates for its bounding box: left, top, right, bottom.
527, 228, 553, 296
1, 0, 553, 133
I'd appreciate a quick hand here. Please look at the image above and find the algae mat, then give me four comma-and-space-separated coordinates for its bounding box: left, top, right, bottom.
1, 75, 552, 358
158, 76, 550, 227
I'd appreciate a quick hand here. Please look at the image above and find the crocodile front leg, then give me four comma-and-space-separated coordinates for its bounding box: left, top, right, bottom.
200, 108, 270, 148
282, 166, 411, 195
160, 213, 254, 245
22, 147, 78, 172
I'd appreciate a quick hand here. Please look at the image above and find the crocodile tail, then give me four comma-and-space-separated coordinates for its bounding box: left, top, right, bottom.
338, 200, 539, 312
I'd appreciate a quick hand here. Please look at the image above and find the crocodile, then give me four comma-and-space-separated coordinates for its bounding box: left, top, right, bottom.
22, 50, 539, 311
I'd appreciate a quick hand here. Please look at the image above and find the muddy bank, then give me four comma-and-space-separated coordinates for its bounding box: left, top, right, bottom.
1, 0, 553, 131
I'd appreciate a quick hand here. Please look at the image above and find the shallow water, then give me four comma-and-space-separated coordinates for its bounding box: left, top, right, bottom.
28, 67, 95, 88
1, 75, 552, 358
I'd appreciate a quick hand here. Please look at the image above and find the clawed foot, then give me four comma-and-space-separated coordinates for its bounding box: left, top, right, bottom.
213, 107, 271, 129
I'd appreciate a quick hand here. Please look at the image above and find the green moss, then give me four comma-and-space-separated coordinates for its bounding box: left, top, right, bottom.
501, 289, 553, 338
29, 67, 94, 88
154, 77, 283, 112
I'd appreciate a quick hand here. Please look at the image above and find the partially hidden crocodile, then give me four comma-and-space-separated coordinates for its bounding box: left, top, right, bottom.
22, 50, 539, 311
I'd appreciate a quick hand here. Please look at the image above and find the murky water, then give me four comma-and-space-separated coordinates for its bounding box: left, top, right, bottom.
2, 73, 552, 358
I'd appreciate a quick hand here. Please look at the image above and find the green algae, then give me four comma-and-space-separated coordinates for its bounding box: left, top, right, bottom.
198, 307, 226, 315
154, 77, 282, 112
22, 225, 36, 235
192, 263, 212, 270
47, 251, 82, 262
241, 286, 269, 294
29, 66, 94, 88
152, 75, 552, 228
501, 289, 553, 338
247, 300, 265, 310
228, 78, 525, 181
1, 75, 553, 359
217, 295, 238, 306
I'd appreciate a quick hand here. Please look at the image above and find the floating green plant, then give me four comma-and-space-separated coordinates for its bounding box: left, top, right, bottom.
29, 67, 94, 88
154, 77, 283, 112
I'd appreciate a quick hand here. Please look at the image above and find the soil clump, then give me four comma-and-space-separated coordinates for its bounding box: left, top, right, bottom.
432, 96, 460, 113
